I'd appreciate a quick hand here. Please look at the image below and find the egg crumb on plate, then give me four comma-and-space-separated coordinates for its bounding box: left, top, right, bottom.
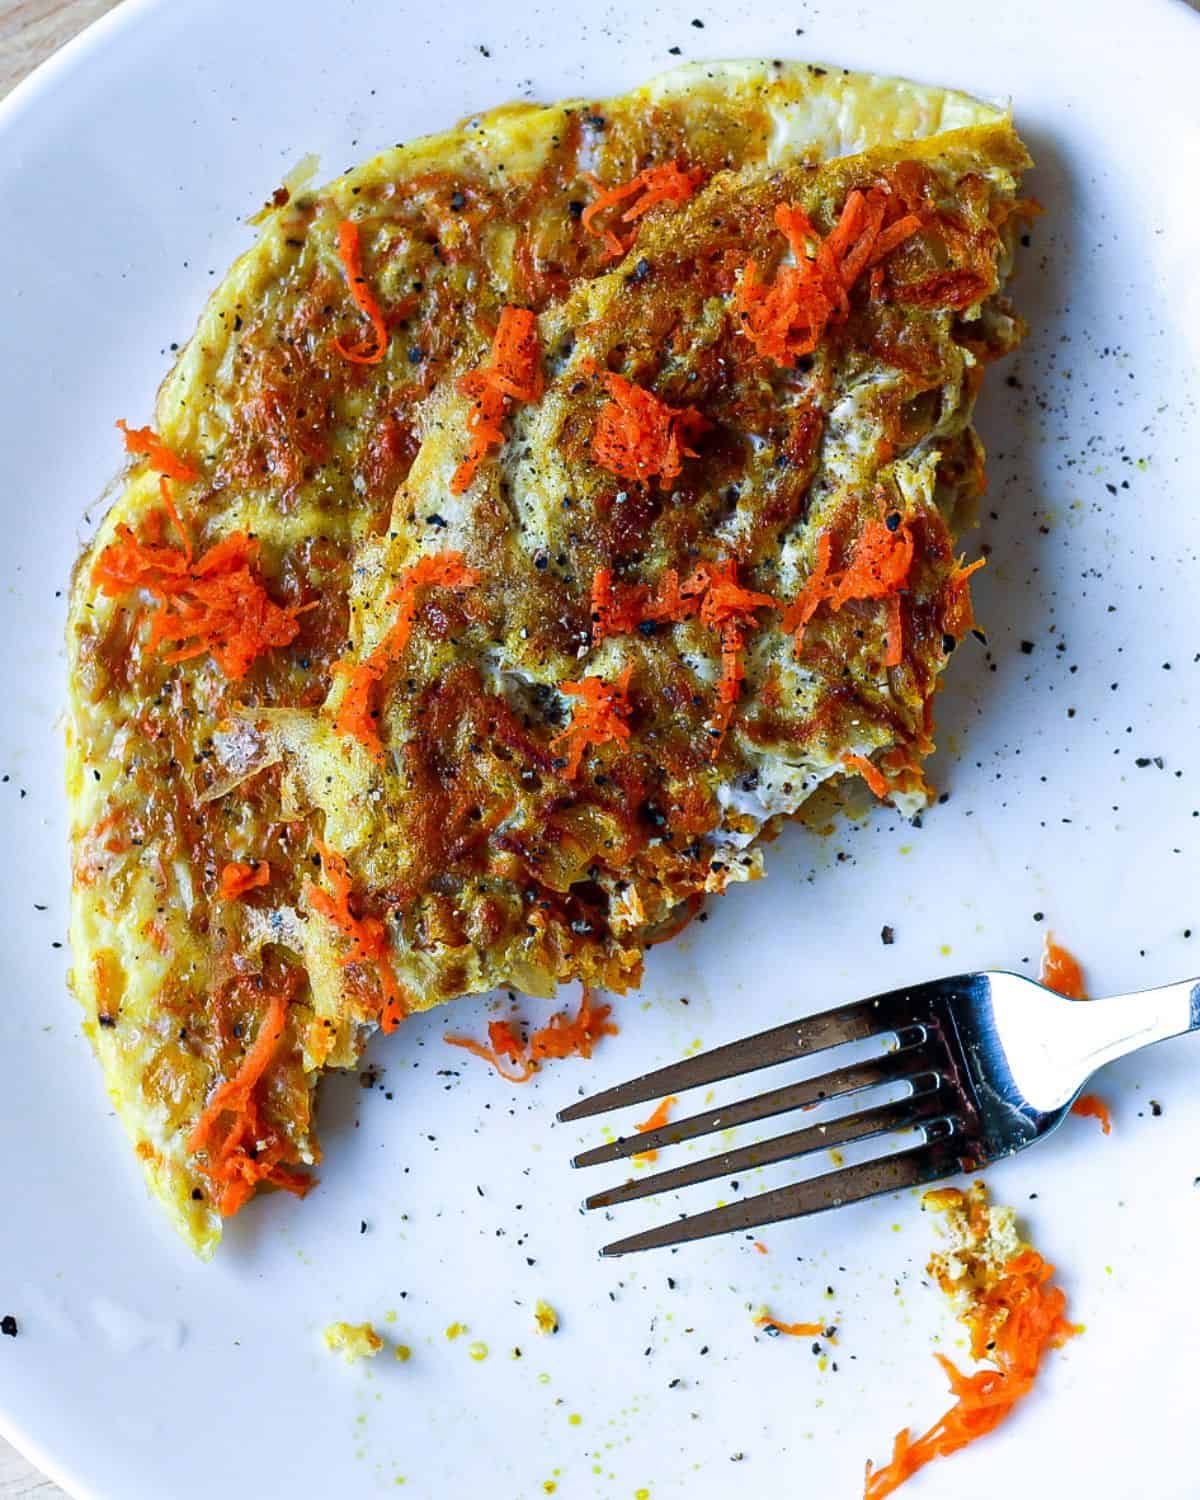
322, 1321, 384, 1364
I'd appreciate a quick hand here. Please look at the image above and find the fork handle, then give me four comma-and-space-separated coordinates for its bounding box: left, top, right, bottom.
1066, 978, 1200, 1086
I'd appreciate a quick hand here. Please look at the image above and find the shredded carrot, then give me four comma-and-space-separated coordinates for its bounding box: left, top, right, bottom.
589, 564, 691, 644
943, 555, 987, 639
830, 518, 915, 608
332, 551, 479, 758
116, 419, 198, 482
388, 550, 480, 657
307, 840, 409, 1033
187, 969, 312, 1216
488, 1019, 526, 1064
1039, 934, 1087, 1001
581, 160, 705, 261
755, 1312, 824, 1337
684, 560, 778, 754
1071, 1093, 1112, 1135
753, 1241, 769, 1255
733, 188, 922, 366
218, 860, 270, 901
445, 1029, 536, 1084
591, 372, 709, 488
332, 219, 389, 365
1039, 937, 1107, 1130
91, 522, 308, 679
586, 559, 775, 751
842, 752, 892, 802
157, 475, 192, 560
445, 986, 617, 1083
529, 985, 617, 1062
783, 515, 914, 663
333, 656, 388, 757
451, 307, 543, 492
632, 1095, 677, 1164
864, 1248, 1077, 1498
550, 666, 634, 779
779, 533, 834, 650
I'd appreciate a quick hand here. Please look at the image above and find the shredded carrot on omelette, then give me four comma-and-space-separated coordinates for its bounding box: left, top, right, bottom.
592, 372, 709, 487
332, 219, 389, 365
333, 550, 479, 758
451, 307, 543, 492
581, 160, 705, 261
551, 667, 635, 779
586, 559, 775, 750
91, 521, 309, 679
187, 968, 313, 1216
218, 861, 271, 901
734, 191, 922, 366
841, 752, 893, 802
943, 555, 987, 639
669, 560, 776, 755
116, 419, 198, 483
308, 840, 409, 1032
783, 514, 915, 664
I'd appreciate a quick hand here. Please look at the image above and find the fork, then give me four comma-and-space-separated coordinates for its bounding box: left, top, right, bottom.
558, 970, 1200, 1256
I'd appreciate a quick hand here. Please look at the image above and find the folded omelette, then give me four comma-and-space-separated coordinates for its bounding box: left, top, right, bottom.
66, 60, 1031, 1255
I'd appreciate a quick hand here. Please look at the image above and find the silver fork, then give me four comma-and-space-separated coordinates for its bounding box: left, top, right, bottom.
558, 970, 1200, 1256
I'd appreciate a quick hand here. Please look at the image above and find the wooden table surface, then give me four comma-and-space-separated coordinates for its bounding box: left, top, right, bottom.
0, 8, 122, 1500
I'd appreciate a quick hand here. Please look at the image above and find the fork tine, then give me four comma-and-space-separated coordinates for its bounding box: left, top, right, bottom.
557, 996, 917, 1123
583, 1085, 944, 1211
570, 1046, 932, 1169
597, 1129, 960, 1257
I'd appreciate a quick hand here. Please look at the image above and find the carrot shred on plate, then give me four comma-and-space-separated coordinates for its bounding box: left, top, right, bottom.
529, 986, 617, 1061
332, 219, 389, 365
581, 160, 705, 261
755, 1311, 824, 1337
91, 522, 309, 679
1038, 937, 1109, 1131
1039, 933, 1087, 1000
864, 1247, 1077, 1498
218, 860, 271, 901
1071, 1093, 1112, 1135
332, 550, 479, 759
591, 371, 710, 488
446, 987, 617, 1083
550, 666, 634, 779
444, 1032, 531, 1080
116, 418, 198, 482
452, 306, 543, 492
632, 1094, 677, 1164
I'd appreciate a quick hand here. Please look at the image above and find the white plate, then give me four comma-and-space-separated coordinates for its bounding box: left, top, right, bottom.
2, 1, 1198, 1496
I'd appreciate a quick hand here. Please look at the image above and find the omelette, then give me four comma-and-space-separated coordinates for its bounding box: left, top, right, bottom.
66, 60, 1033, 1256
